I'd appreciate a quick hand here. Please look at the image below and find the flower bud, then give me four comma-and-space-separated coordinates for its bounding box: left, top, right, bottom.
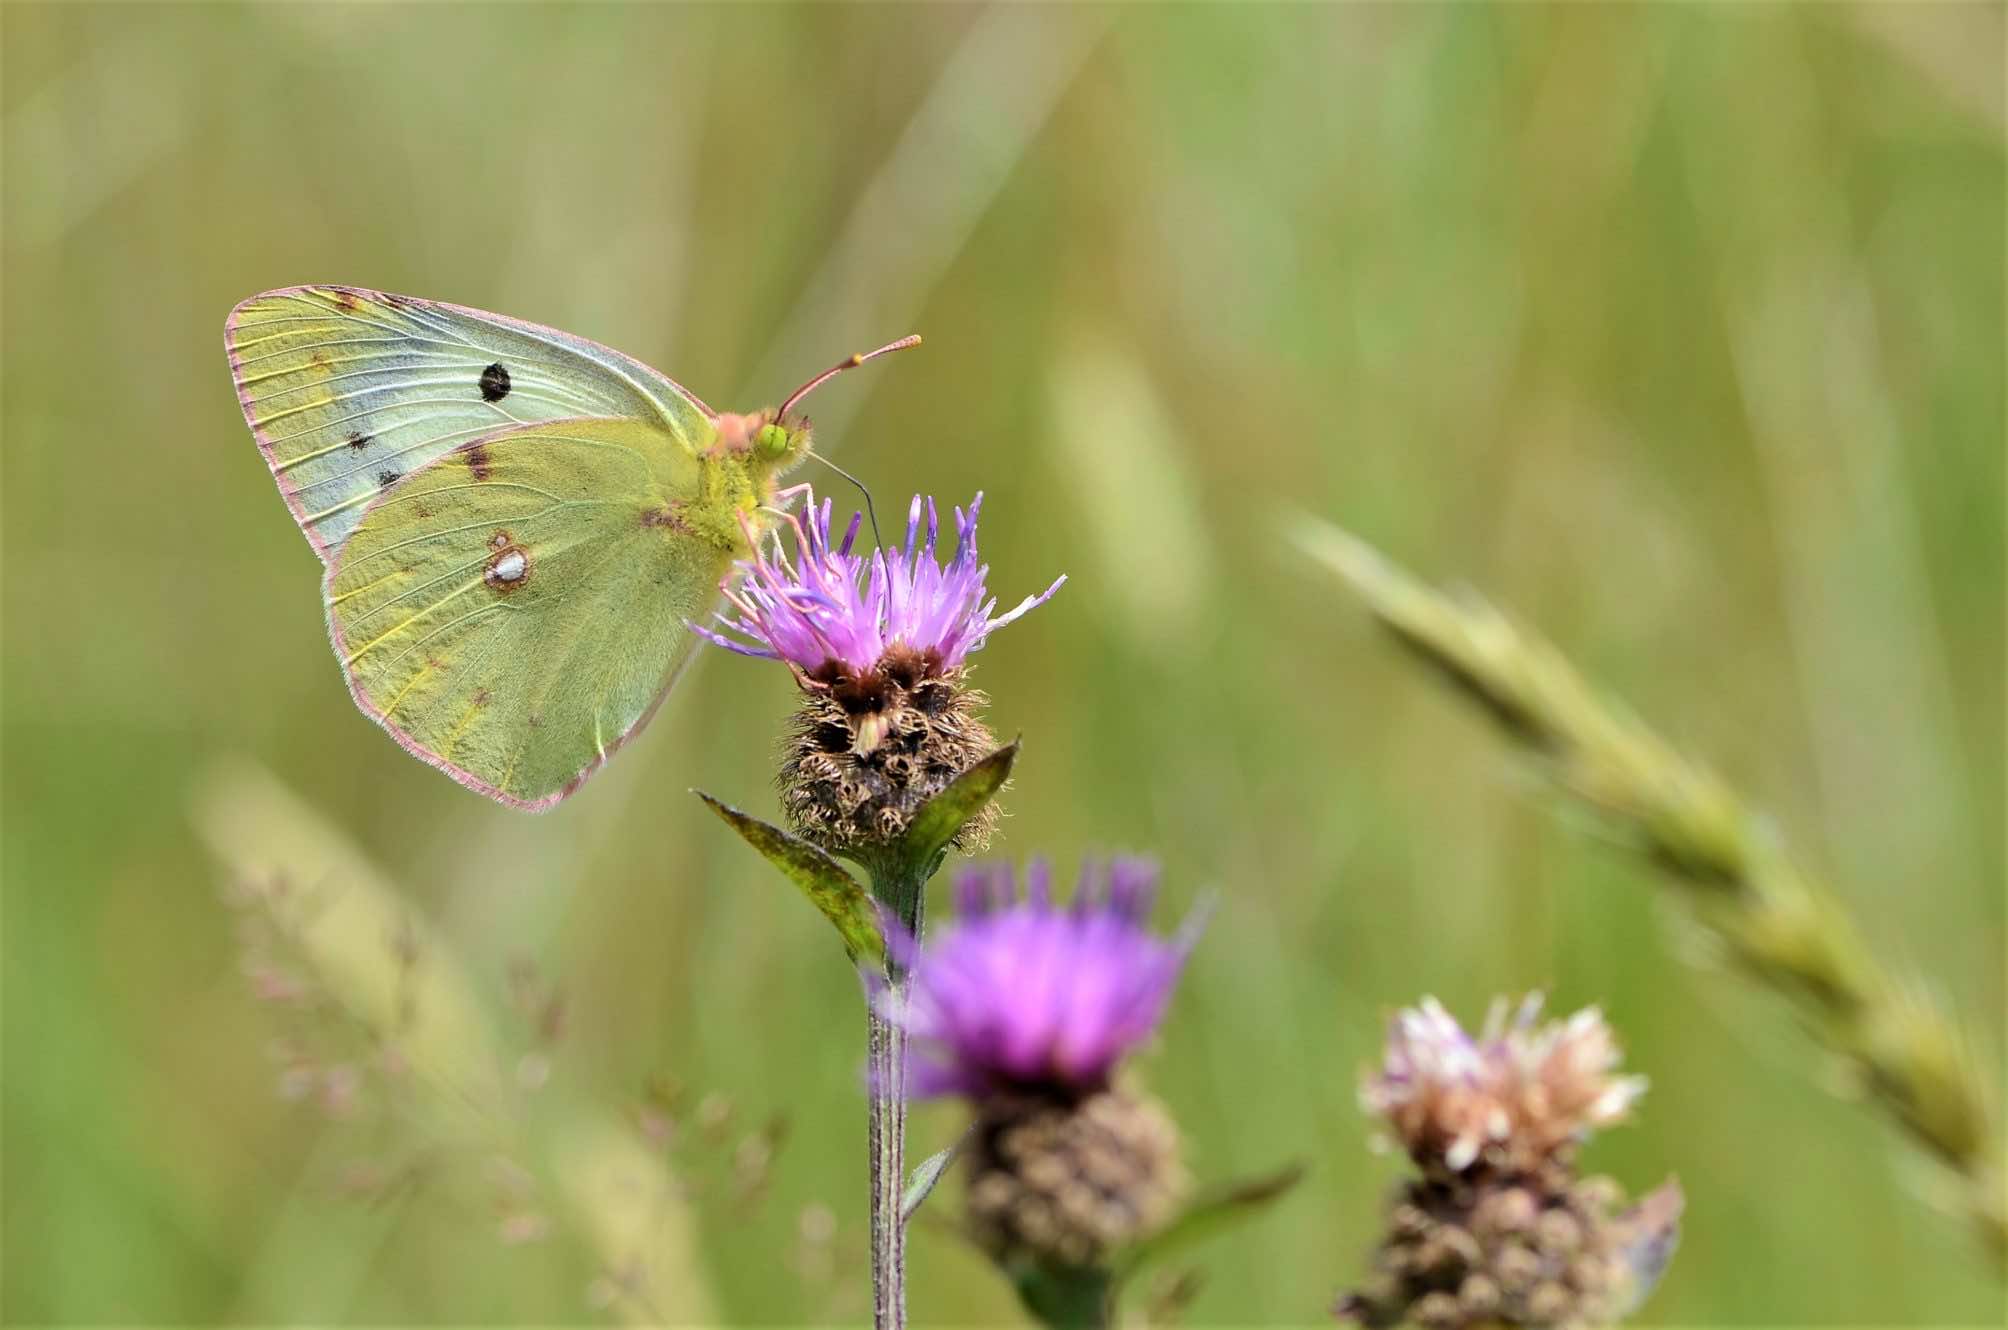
966, 1086, 1186, 1270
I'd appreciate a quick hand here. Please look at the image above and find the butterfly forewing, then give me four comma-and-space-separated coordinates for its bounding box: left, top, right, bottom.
325, 417, 731, 809
227, 286, 714, 560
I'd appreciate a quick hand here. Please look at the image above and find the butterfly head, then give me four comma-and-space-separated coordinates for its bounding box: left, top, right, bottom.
753, 416, 808, 463
710, 410, 809, 470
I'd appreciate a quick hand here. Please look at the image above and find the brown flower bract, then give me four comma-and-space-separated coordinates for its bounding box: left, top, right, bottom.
778, 649, 999, 860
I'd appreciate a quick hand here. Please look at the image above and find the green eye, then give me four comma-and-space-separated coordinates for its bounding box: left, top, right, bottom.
753, 423, 791, 459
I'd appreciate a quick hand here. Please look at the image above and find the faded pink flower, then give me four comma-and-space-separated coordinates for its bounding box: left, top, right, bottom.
1362, 994, 1647, 1175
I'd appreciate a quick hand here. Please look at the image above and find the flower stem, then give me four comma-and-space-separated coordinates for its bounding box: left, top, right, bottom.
866, 858, 928, 1330
867, 983, 910, 1330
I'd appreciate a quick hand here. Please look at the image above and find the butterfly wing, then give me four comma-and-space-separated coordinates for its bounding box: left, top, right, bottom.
325, 415, 733, 809
226, 285, 715, 561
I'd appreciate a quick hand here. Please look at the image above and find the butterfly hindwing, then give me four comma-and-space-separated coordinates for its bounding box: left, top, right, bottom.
324, 416, 733, 809
227, 286, 715, 561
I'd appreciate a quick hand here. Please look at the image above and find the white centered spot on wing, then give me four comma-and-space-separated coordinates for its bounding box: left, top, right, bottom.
483, 543, 531, 591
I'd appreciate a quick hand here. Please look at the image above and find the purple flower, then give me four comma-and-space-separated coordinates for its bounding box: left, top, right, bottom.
879, 858, 1203, 1099
698, 488, 1065, 680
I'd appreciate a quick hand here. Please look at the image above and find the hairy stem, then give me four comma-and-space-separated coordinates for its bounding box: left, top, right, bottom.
866, 860, 927, 1330
867, 992, 910, 1330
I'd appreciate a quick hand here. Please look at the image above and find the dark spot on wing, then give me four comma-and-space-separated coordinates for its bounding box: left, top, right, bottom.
376, 468, 401, 490
346, 430, 371, 451
472, 688, 492, 708
330, 288, 360, 312
527, 713, 544, 729
379, 291, 419, 309
479, 363, 512, 402
466, 444, 492, 481
641, 502, 693, 533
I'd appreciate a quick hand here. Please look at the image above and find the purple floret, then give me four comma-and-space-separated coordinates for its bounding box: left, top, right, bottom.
878, 858, 1202, 1099
698, 489, 1064, 680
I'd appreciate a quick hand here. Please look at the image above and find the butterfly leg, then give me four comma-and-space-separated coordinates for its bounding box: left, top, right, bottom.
772, 482, 816, 511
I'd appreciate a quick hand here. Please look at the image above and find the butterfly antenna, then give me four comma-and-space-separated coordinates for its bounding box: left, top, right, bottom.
777, 335, 918, 552
776, 335, 922, 423
806, 451, 883, 551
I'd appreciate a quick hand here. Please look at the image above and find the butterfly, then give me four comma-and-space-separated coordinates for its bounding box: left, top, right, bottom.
226, 285, 915, 809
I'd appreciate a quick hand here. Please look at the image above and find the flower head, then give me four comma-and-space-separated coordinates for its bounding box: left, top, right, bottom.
1340, 995, 1675, 1330
1336, 1174, 1684, 1330
882, 856, 1200, 1272
701, 490, 1064, 682
882, 858, 1201, 1100
1362, 994, 1647, 1176
701, 490, 1061, 859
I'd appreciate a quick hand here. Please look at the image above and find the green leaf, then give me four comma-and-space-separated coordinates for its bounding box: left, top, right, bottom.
697, 792, 884, 964
1110, 1160, 1305, 1286
898, 740, 1020, 873
1011, 1263, 1112, 1329
901, 1128, 969, 1226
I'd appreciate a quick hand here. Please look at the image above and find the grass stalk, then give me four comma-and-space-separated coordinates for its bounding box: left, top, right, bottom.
193, 761, 718, 1320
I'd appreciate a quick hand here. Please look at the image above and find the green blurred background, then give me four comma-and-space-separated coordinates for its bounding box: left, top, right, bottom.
4, 3, 2002, 1324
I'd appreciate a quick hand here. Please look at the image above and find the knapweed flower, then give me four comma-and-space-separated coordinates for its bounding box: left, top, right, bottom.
698, 490, 1063, 859
1363, 994, 1648, 1178
880, 858, 1199, 1270
1339, 994, 1681, 1330
704, 490, 1063, 683
889, 857, 1196, 1099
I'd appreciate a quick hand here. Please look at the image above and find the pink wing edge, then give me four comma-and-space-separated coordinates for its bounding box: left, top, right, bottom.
317, 426, 708, 812
224, 285, 719, 567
